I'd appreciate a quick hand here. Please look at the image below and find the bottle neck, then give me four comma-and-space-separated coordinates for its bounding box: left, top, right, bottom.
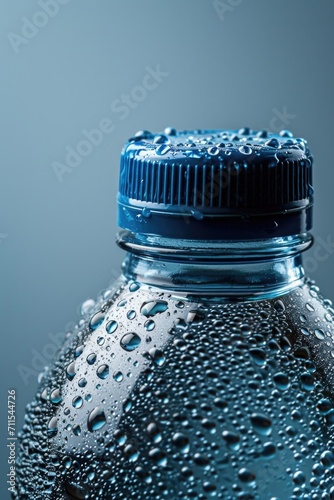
117, 231, 313, 300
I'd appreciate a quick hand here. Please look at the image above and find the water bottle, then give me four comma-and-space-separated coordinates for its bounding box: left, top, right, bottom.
15, 128, 334, 499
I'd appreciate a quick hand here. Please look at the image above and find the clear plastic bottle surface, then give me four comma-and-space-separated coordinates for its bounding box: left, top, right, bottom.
15, 129, 334, 500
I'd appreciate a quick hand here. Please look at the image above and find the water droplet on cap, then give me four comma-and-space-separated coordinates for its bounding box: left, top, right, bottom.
190, 209, 204, 220
208, 146, 220, 156
164, 127, 177, 136
239, 145, 252, 155
153, 134, 170, 144
155, 144, 170, 156
279, 130, 294, 138
142, 208, 151, 218
134, 130, 153, 139
238, 127, 250, 136
256, 130, 268, 138
265, 138, 280, 148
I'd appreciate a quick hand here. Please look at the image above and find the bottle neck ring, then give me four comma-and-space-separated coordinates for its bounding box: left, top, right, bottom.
117, 231, 313, 300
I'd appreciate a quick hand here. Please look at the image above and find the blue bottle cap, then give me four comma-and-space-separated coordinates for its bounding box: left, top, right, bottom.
117, 128, 313, 239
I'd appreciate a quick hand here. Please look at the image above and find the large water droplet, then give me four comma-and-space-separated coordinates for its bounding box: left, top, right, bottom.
265, 138, 280, 148
239, 145, 252, 155
124, 444, 139, 463
164, 127, 177, 136
238, 127, 250, 136
78, 377, 87, 388
113, 371, 124, 382
147, 422, 162, 443
153, 134, 170, 144
249, 348, 266, 366
106, 320, 118, 334
155, 144, 170, 156
222, 430, 240, 450
50, 388, 62, 405
47, 416, 58, 437
129, 281, 140, 292
142, 208, 151, 218
261, 442, 276, 459
89, 311, 105, 331
293, 471, 306, 485
279, 130, 294, 138
72, 396, 83, 409
238, 468, 256, 483
127, 310, 136, 320
257, 130, 268, 138
120, 333, 141, 352
134, 129, 153, 139
145, 320, 155, 331
87, 353, 97, 365
172, 433, 190, 453
208, 146, 220, 156
316, 398, 333, 415
141, 300, 168, 317
97, 364, 109, 379
87, 407, 106, 432
314, 329, 325, 340
274, 300, 285, 313
320, 451, 334, 467
273, 372, 290, 391
250, 413, 272, 436
300, 372, 315, 391
66, 361, 76, 381
148, 448, 167, 466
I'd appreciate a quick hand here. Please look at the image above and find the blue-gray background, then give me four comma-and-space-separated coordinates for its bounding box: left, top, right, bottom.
1, 0, 334, 496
